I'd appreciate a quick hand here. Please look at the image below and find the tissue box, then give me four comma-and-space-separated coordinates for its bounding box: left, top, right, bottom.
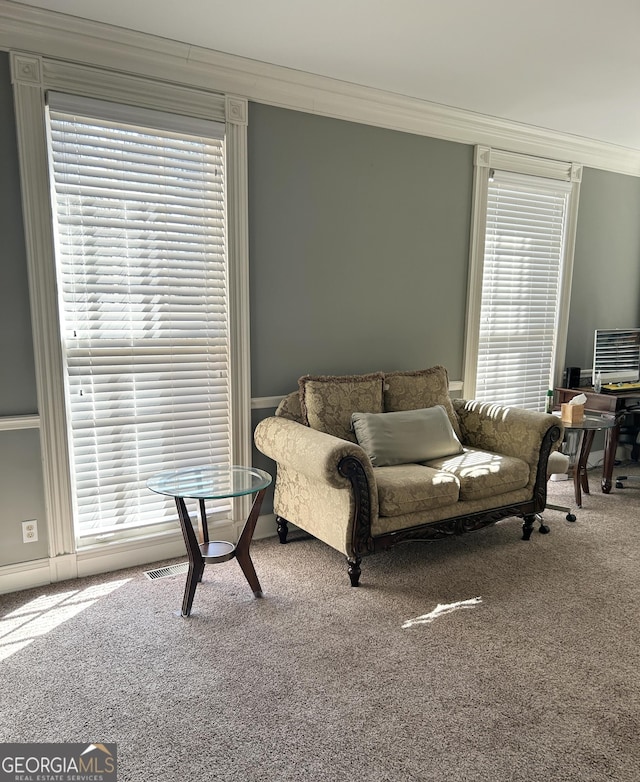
561, 402, 584, 423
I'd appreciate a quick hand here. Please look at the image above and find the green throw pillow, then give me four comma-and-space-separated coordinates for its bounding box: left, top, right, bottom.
351, 405, 463, 467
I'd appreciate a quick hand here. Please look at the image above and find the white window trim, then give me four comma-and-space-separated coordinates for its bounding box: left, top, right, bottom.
10, 51, 251, 566
462, 145, 582, 401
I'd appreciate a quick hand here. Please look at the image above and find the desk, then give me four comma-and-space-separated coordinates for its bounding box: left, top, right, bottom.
556, 387, 640, 493
148, 465, 272, 617
556, 413, 616, 507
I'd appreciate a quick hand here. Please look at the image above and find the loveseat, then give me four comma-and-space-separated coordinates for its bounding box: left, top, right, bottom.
254, 366, 564, 586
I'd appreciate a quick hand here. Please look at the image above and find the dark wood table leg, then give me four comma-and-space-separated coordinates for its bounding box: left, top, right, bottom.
182, 560, 204, 618
196, 498, 209, 582
602, 421, 621, 494
235, 487, 267, 596
578, 430, 596, 500
198, 498, 209, 543
173, 487, 267, 613
176, 496, 204, 617
571, 432, 584, 508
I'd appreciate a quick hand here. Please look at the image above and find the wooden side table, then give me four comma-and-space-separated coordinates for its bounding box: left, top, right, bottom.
555, 387, 640, 492
148, 465, 272, 617
554, 412, 616, 507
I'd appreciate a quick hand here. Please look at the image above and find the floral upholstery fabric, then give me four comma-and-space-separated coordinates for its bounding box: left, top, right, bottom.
299, 372, 384, 443
254, 371, 564, 560
374, 464, 460, 516
423, 446, 529, 501
383, 366, 462, 439
275, 391, 305, 423
373, 447, 529, 515
453, 398, 562, 487
255, 414, 377, 495
255, 415, 379, 556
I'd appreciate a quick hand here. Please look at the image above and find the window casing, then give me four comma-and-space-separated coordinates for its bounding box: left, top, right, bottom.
11, 52, 250, 561
463, 147, 582, 410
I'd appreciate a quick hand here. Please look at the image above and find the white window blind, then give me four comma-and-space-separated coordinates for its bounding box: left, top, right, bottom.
475, 170, 573, 410
46, 94, 230, 539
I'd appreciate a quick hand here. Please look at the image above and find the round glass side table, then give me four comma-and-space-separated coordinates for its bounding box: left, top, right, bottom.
148, 465, 272, 617
556, 413, 617, 508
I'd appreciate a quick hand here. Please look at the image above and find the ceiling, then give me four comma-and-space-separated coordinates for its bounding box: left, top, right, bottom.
14, 0, 640, 151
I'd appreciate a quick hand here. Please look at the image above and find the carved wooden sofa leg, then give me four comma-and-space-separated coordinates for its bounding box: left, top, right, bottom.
276, 516, 289, 544
521, 514, 537, 541
347, 557, 362, 587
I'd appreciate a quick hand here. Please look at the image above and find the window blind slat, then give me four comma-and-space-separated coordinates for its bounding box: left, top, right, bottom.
47, 99, 229, 538
475, 171, 570, 410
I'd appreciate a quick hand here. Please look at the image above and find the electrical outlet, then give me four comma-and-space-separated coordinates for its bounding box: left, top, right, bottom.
22, 520, 38, 543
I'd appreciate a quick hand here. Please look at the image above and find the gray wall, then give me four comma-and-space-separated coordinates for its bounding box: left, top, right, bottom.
0, 52, 48, 566
3, 51, 640, 567
248, 104, 640, 399
0, 429, 48, 565
566, 167, 640, 369
248, 103, 474, 398
0, 54, 38, 413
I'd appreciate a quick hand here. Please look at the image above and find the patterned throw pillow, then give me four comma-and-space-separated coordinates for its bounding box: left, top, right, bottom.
299, 372, 385, 442
275, 391, 304, 423
383, 365, 462, 439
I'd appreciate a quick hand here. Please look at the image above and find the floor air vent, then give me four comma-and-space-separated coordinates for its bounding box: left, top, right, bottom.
144, 562, 189, 580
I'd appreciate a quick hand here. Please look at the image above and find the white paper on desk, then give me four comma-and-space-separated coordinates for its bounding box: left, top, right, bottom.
568, 393, 587, 405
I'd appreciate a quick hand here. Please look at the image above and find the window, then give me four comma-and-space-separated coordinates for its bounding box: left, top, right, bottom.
46, 94, 230, 541
463, 147, 582, 411
11, 53, 250, 562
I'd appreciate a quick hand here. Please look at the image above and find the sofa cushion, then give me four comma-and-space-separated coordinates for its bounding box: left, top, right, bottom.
374, 464, 460, 517
275, 391, 305, 423
299, 372, 384, 442
351, 406, 462, 467
423, 446, 529, 501
383, 365, 462, 439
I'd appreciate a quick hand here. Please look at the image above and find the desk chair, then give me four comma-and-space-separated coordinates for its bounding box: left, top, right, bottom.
615, 409, 640, 488
615, 474, 639, 489
538, 451, 577, 532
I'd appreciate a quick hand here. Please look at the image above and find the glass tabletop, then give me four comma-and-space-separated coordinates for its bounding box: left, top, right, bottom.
147, 465, 272, 500
554, 412, 617, 431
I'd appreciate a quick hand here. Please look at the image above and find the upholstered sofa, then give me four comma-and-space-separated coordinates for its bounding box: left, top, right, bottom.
254, 366, 564, 586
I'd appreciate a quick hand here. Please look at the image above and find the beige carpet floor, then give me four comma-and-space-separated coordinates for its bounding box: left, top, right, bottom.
1, 464, 639, 781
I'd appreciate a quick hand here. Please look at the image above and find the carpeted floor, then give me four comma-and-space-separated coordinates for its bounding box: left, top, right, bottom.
1, 465, 639, 781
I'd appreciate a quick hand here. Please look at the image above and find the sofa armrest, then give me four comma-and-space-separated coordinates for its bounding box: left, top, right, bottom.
453, 398, 564, 465
254, 416, 376, 490
254, 416, 379, 558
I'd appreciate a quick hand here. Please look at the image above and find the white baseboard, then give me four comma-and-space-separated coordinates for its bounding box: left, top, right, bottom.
253, 512, 277, 540
49, 553, 78, 582
0, 514, 278, 595
76, 531, 187, 579
0, 557, 51, 595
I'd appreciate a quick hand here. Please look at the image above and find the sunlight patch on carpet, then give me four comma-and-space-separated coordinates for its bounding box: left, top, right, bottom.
0, 578, 131, 661
402, 596, 482, 628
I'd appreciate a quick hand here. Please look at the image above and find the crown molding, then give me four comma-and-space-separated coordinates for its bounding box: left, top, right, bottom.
1, 0, 639, 177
